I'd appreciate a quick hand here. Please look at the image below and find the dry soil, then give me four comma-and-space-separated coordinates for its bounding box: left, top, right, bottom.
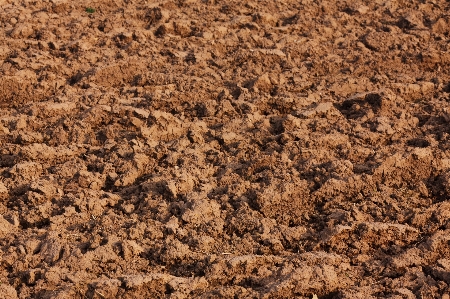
1, 0, 450, 298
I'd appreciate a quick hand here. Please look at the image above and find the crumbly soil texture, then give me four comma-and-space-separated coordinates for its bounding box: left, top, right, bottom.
1, 0, 450, 298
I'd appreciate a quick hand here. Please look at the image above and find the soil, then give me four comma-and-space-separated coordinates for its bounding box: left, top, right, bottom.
1, 0, 450, 298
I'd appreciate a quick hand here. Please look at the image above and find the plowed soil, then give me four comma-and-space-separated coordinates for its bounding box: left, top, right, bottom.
1, 0, 450, 298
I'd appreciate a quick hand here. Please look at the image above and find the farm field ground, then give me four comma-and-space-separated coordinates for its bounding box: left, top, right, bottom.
1, 0, 450, 298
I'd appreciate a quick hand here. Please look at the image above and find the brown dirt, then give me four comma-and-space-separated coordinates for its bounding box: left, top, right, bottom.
1, 0, 450, 298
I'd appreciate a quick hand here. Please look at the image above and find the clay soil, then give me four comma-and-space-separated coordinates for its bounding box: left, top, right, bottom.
1, 0, 450, 298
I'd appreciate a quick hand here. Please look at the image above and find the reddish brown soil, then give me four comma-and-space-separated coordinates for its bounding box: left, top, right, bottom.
1, 0, 450, 298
